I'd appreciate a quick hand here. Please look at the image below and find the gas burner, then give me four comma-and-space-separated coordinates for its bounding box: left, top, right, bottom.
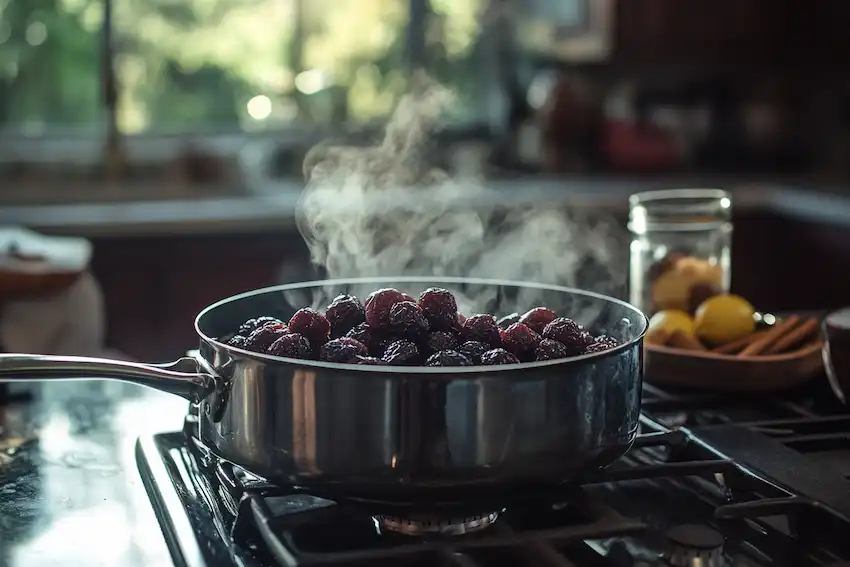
375, 510, 501, 536
664, 524, 724, 567
138, 401, 850, 567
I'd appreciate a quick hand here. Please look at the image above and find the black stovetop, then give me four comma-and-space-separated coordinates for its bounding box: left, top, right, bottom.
135, 381, 850, 567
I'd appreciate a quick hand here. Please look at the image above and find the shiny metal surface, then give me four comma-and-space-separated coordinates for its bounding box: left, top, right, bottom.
664, 524, 724, 567
0, 277, 647, 508
824, 340, 844, 404
823, 308, 850, 405
0, 355, 214, 403
0, 381, 186, 567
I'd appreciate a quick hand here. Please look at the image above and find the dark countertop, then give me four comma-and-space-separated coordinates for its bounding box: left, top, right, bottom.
3, 178, 850, 237
0, 381, 186, 567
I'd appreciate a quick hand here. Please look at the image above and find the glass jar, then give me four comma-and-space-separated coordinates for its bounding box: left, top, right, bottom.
628, 189, 732, 317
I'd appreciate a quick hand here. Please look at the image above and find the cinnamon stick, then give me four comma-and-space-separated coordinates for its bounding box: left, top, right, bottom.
668, 329, 707, 351
712, 330, 767, 354
765, 317, 820, 354
738, 315, 800, 357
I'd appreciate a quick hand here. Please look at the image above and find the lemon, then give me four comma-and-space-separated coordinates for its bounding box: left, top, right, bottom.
648, 310, 694, 338
694, 294, 755, 345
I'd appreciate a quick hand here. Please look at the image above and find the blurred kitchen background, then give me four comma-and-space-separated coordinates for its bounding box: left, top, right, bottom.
2, 0, 850, 362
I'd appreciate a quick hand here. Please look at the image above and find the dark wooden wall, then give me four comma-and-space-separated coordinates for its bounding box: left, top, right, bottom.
87, 211, 850, 362
615, 0, 850, 69
90, 230, 311, 361
727, 212, 850, 311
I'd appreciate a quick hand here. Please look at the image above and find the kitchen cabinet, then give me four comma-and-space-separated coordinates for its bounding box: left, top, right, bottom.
783, 0, 850, 70
90, 231, 311, 361
729, 211, 850, 313
615, 0, 786, 67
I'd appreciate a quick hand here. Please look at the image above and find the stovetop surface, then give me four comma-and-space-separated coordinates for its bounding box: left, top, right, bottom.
0, 381, 188, 567
134, 381, 850, 567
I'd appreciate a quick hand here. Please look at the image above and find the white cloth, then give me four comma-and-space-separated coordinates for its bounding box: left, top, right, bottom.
0, 271, 107, 356
0, 226, 91, 273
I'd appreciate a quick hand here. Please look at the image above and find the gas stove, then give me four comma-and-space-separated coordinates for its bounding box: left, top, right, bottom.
136, 381, 850, 567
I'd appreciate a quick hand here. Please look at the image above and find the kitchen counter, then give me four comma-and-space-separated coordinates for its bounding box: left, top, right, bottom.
3, 178, 850, 237
0, 381, 186, 567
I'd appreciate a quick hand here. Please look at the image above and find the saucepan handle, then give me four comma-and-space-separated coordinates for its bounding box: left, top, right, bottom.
0, 353, 215, 403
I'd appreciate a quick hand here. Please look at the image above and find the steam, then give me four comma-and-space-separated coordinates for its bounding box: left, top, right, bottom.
295, 75, 625, 315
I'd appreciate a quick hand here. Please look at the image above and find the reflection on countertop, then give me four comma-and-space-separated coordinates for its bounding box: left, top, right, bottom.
0, 381, 186, 567
3, 176, 850, 238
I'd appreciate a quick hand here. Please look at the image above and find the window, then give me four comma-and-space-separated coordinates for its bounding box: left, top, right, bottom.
0, 0, 104, 133
0, 0, 489, 136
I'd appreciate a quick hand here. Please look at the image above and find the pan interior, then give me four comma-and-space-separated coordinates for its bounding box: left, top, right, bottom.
195, 277, 646, 365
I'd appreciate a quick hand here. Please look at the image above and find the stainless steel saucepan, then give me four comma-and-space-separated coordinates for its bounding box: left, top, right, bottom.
0, 277, 647, 510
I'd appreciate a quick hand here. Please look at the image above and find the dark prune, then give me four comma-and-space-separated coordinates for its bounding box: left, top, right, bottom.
238, 319, 257, 335
320, 337, 369, 363
496, 312, 520, 329
500, 323, 541, 361
584, 335, 620, 354
461, 314, 501, 347
424, 331, 459, 354
535, 338, 568, 361
289, 308, 330, 347
238, 316, 282, 336
480, 348, 520, 365
389, 301, 430, 340
355, 356, 388, 366
519, 308, 557, 334
267, 333, 312, 359
542, 317, 592, 355
365, 288, 405, 329
594, 334, 619, 347
346, 323, 376, 349
457, 341, 489, 363
371, 335, 398, 358
453, 313, 466, 334
244, 323, 289, 352
426, 350, 473, 367
325, 294, 365, 338
418, 288, 458, 331
227, 335, 248, 348
382, 339, 420, 366
583, 342, 612, 354
248, 288, 583, 367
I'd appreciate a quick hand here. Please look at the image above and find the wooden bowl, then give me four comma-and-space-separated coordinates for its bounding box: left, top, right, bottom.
644, 339, 824, 392
0, 228, 90, 300
0, 269, 83, 299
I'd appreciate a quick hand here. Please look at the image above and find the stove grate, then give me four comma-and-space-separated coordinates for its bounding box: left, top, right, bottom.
237, 488, 646, 566
139, 389, 850, 567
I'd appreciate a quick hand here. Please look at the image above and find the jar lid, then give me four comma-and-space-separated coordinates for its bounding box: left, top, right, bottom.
629, 188, 731, 233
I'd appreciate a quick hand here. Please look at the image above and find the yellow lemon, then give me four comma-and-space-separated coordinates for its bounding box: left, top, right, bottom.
648, 310, 694, 338
694, 294, 755, 345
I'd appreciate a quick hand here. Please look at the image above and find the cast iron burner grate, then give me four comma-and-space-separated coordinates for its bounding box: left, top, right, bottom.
375, 510, 501, 536
137, 397, 850, 567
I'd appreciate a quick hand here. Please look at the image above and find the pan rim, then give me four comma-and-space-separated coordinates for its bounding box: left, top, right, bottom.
195, 276, 648, 375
